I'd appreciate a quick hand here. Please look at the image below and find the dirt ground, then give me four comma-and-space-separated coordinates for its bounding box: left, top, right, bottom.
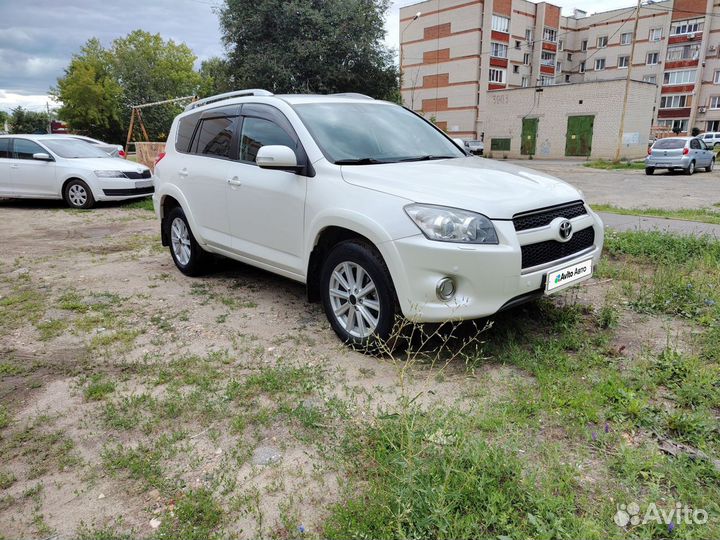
0, 188, 700, 538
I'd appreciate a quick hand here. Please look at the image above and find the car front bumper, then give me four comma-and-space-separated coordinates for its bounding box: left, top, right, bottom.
90, 177, 155, 201
381, 209, 604, 322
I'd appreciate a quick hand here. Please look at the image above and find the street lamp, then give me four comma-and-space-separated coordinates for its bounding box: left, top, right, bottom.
400, 11, 422, 107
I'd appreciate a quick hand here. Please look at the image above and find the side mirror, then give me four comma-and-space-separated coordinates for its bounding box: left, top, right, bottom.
33, 152, 53, 161
256, 145, 300, 172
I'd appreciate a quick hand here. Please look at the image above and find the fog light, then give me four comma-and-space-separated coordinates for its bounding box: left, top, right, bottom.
436, 277, 456, 300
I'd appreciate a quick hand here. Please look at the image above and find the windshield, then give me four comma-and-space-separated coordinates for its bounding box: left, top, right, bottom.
653, 138, 686, 150
293, 102, 465, 164
43, 139, 110, 158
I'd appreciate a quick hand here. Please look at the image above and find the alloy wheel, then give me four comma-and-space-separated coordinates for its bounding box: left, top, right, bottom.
328, 261, 380, 339
170, 217, 192, 266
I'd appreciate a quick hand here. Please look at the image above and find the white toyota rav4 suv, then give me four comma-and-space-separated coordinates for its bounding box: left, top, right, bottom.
154, 90, 604, 347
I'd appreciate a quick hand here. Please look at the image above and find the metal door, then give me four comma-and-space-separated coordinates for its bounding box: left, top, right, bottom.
565, 115, 594, 157
521, 118, 538, 156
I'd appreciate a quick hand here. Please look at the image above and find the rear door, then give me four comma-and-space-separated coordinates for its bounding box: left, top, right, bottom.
689, 138, 705, 166
10, 138, 57, 197
0, 138, 12, 196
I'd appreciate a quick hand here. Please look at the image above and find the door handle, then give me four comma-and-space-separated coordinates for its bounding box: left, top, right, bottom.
178, 168, 189, 177
227, 177, 242, 187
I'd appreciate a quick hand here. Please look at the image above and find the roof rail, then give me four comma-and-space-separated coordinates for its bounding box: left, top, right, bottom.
332, 92, 374, 100
185, 89, 274, 111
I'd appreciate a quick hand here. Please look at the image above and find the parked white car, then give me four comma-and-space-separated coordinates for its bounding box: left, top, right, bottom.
700, 132, 720, 148
67, 135, 126, 158
154, 90, 604, 347
0, 135, 153, 209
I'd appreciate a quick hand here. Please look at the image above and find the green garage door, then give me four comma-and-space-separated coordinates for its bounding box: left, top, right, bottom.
521, 117, 538, 156
565, 115, 594, 157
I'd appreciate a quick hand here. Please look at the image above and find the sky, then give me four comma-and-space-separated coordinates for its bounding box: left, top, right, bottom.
0, 0, 634, 113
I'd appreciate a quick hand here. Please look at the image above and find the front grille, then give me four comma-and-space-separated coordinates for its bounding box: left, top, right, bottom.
103, 187, 154, 196
513, 201, 587, 231
123, 170, 152, 179
521, 227, 595, 269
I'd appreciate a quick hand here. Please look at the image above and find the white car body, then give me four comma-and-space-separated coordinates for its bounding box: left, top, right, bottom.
0, 135, 153, 206
154, 91, 603, 341
67, 135, 126, 158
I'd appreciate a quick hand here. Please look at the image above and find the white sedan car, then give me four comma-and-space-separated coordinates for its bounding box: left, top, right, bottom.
0, 135, 153, 209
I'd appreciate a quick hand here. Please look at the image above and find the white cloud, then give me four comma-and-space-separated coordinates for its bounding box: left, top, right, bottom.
0, 90, 58, 113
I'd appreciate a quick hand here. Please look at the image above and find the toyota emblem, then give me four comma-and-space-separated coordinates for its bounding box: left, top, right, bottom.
559, 220, 573, 241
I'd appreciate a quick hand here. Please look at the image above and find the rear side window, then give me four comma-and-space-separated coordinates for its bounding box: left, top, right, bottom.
13, 139, 45, 160
175, 113, 200, 153
653, 138, 685, 149
0, 139, 9, 158
690, 139, 701, 149
704, 134, 713, 139
193, 116, 238, 159
239, 117, 295, 163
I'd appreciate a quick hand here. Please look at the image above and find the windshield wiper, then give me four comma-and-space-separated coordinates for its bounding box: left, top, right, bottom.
396, 155, 457, 162
334, 157, 388, 165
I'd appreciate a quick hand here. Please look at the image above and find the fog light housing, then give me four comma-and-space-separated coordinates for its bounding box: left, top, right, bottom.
436, 277, 456, 301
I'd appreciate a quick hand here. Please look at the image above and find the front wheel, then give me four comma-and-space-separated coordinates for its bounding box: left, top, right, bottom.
320, 241, 397, 350
706, 159, 715, 173
645, 167, 654, 175
63, 179, 95, 209
685, 161, 695, 175
165, 207, 208, 276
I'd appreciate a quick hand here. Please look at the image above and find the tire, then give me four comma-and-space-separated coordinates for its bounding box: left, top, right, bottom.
63, 179, 95, 209
645, 167, 654, 175
320, 240, 398, 350
164, 206, 208, 276
706, 159, 715, 173
685, 161, 695, 175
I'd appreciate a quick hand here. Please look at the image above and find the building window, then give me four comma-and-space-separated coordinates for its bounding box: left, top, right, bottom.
567, 52, 573, 61
523, 53, 530, 65
595, 58, 606, 71
515, 40, 521, 49
658, 119, 688, 132
540, 75, 554, 86
581, 39, 588, 51
708, 120, 720, 131
489, 68, 506, 84
525, 28, 533, 41
663, 69, 697, 85
541, 51, 555, 66
618, 55, 629, 69
714, 71, 720, 84
558, 39, 564, 51
649, 27, 662, 41
579, 61, 586, 73
513, 64, 520, 73
597, 36, 608, 48
565, 74, 571, 83
521, 76, 530, 87
710, 96, 720, 109
620, 32, 632, 45
643, 74, 657, 84
646, 52, 659, 65
543, 28, 557, 42
671, 18, 703, 36
491, 42, 508, 58
666, 44, 700, 61
556, 61, 562, 73
660, 95, 690, 108
492, 15, 510, 33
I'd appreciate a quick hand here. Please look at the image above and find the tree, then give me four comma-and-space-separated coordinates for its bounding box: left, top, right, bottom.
8, 107, 50, 134
219, 0, 398, 100
0, 110, 8, 128
198, 57, 235, 98
52, 39, 124, 143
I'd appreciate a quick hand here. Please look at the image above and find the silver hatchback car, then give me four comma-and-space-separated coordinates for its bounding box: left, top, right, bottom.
645, 137, 715, 175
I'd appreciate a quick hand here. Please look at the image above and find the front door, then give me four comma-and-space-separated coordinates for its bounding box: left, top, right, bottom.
521, 117, 538, 156
227, 107, 307, 276
10, 138, 57, 197
0, 138, 12, 196
565, 115, 594, 157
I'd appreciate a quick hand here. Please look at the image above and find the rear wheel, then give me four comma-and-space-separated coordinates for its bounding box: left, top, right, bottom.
685, 161, 695, 175
63, 179, 95, 209
320, 240, 397, 350
706, 158, 715, 173
165, 206, 208, 276
645, 167, 654, 175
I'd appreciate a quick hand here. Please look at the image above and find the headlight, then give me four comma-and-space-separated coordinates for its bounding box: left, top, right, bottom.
94, 170, 127, 178
405, 204, 498, 244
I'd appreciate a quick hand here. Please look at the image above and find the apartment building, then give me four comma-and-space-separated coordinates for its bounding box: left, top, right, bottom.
400, 0, 720, 144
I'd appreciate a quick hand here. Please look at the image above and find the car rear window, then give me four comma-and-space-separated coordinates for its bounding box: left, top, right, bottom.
653, 139, 685, 149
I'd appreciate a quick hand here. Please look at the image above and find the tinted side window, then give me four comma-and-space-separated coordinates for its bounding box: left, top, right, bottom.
193, 116, 238, 158
176, 113, 200, 153
690, 139, 700, 149
0, 139, 9, 159
13, 139, 45, 160
240, 117, 295, 163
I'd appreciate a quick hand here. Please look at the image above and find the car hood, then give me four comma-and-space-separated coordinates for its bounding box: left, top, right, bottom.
340, 157, 583, 219
59, 157, 148, 171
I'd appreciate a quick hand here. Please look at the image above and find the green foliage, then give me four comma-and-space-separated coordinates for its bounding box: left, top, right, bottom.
219, 0, 399, 100
198, 57, 235, 98
155, 488, 224, 540
8, 106, 49, 134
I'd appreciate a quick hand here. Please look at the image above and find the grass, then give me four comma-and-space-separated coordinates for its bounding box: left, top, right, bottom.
593, 204, 720, 225
583, 160, 646, 170
120, 197, 154, 212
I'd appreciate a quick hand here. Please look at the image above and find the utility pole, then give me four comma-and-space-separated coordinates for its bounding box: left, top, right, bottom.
46, 102, 52, 134
614, 0, 642, 161
400, 12, 421, 109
